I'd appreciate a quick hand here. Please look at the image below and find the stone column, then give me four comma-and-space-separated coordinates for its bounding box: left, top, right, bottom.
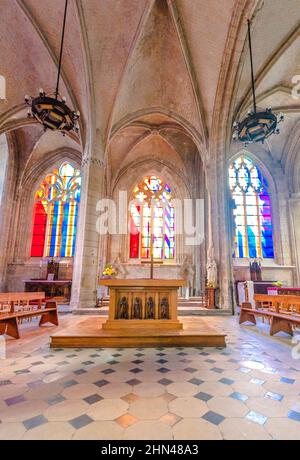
0, 135, 17, 291
70, 146, 105, 310
289, 195, 300, 285
206, 160, 233, 311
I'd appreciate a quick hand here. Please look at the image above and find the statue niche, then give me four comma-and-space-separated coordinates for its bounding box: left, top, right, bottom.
133, 297, 142, 319
160, 297, 169, 319
146, 297, 155, 319
118, 296, 129, 319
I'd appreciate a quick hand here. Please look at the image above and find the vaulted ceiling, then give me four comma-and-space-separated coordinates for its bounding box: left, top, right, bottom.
0, 0, 300, 180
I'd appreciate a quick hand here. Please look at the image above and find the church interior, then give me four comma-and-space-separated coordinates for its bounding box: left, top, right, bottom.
1, 0, 300, 441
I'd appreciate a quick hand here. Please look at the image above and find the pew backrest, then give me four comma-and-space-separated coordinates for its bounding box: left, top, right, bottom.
0, 292, 45, 314
253, 294, 300, 315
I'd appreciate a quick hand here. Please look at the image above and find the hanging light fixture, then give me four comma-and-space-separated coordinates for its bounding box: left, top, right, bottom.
25, 0, 80, 134
232, 20, 284, 145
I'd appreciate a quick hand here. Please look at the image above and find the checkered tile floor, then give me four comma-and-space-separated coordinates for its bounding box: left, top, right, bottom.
0, 315, 300, 440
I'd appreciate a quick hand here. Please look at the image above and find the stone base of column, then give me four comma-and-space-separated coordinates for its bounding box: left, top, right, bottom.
70, 288, 98, 311
70, 300, 98, 311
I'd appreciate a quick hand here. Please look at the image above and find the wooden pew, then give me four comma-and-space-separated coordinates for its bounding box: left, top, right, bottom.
253, 294, 300, 315
0, 292, 44, 313
0, 293, 58, 339
240, 294, 300, 336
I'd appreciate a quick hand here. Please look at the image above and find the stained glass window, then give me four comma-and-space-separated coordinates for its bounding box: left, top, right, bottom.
229, 156, 274, 259
129, 176, 175, 260
31, 162, 81, 258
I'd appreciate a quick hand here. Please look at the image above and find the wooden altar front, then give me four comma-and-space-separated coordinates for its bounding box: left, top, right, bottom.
100, 279, 185, 331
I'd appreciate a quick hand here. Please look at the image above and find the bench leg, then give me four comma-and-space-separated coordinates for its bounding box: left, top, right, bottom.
6, 318, 20, 339
239, 309, 257, 325
39, 310, 59, 327
270, 316, 293, 336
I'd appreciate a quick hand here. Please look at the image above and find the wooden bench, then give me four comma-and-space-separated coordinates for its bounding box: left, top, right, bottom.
0, 292, 58, 339
240, 294, 300, 336
253, 294, 300, 315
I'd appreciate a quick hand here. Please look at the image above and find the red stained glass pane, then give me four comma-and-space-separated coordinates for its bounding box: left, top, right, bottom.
30, 202, 47, 257
129, 205, 140, 258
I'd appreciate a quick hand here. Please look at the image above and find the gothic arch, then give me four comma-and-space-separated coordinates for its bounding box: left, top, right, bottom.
109, 107, 206, 161
21, 148, 82, 197
108, 156, 201, 270
228, 149, 278, 196
112, 157, 193, 202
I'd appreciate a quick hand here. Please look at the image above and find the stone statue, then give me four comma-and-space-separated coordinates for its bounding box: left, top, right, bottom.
250, 258, 262, 281
47, 258, 59, 280
146, 297, 155, 319
206, 246, 218, 288
160, 298, 169, 319
180, 255, 195, 300
118, 297, 129, 319
133, 297, 142, 319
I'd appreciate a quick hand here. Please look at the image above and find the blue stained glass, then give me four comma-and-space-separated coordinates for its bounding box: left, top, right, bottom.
229, 155, 274, 259
237, 231, 244, 258
50, 202, 59, 257
60, 202, 69, 257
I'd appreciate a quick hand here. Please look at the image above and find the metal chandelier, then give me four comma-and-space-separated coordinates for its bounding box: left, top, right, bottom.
232, 19, 284, 145
25, 0, 80, 134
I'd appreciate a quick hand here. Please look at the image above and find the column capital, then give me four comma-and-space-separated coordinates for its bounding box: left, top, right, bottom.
81, 154, 106, 169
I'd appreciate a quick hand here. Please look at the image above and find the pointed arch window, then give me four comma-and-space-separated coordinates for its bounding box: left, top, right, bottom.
229, 156, 274, 259
129, 176, 175, 260
31, 162, 81, 258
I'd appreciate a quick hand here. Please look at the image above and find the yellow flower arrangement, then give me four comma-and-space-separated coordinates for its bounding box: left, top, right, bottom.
272, 281, 283, 287
102, 264, 117, 277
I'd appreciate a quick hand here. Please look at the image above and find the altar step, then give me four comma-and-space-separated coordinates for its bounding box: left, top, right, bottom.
178, 298, 232, 316
71, 297, 232, 317
51, 316, 227, 348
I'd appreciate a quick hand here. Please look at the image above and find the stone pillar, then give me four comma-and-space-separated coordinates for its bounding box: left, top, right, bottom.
289, 195, 300, 285
0, 135, 16, 291
70, 146, 105, 309
206, 160, 233, 311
